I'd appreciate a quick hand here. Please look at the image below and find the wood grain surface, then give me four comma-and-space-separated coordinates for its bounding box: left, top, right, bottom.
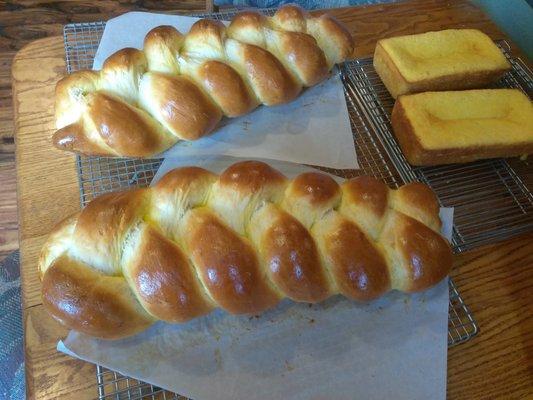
12, 1, 533, 399
448, 233, 533, 400
0, 1, 214, 261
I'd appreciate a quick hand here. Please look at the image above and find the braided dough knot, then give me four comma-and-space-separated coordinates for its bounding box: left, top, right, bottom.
53, 5, 354, 157
39, 161, 452, 339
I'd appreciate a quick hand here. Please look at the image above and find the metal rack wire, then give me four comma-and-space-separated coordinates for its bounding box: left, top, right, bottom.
59, 7, 533, 398
96, 368, 188, 400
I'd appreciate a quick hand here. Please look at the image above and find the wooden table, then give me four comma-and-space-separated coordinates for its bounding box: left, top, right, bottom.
0, 1, 216, 262
13, 1, 533, 399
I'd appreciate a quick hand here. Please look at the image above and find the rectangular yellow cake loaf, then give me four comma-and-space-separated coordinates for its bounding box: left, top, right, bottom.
374, 29, 511, 98
391, 89, 533, 166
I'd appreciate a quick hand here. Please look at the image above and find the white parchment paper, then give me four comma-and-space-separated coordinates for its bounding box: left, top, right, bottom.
92, 12, 357, 169
59, 156, 452, 400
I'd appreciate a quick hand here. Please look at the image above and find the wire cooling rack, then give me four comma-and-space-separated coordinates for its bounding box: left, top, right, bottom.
59, 7, 533, 398
65, 16, 533, 253
345, 41, 533, 252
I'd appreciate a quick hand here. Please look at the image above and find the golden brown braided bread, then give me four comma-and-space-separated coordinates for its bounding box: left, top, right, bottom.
54, 5, 354, 157
39, 161, 452, 339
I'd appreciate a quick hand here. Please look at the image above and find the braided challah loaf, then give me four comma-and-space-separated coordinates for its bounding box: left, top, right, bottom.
39, 161, 452, 339
54, 5, 354, 157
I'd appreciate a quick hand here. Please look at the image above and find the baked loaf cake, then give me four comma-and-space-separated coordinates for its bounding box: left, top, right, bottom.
39, 160, 452, 339
391, 89, 533, 166
373, 29, 511, 98
54, 5, 354, 157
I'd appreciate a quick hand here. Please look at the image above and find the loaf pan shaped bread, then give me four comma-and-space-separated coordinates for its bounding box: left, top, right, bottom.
374, 29, 511, 98
391, 89, 533, 166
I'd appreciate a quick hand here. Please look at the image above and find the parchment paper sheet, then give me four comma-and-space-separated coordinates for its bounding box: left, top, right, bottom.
92, 12, 357, 169
59, 156, 452, 400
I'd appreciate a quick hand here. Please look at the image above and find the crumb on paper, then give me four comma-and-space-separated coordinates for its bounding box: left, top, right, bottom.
403, 297, 411, 309
214, 348, 222, 369
285, 360, 295, 372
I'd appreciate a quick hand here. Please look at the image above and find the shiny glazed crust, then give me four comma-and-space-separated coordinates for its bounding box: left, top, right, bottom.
39, 160, 453, 339
53, 5, 354, 157
373, 30, 511, 98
